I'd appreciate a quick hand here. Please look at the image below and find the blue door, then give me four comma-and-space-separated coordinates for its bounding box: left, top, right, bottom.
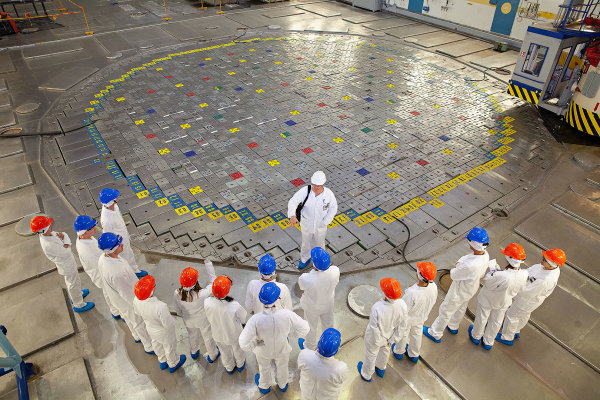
490, 0, 520, 36
408, 0, 424, 13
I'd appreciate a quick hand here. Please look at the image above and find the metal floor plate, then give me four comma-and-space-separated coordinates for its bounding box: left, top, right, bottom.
38, 66, 100, 91
0, 50, 16, 74
362, 17, 418, 30
435, 39, 494, 58
552, 190, 600, 230
405, 31, 468, 48
0, 138, 22, 158
297, 4, 342, 17
0, 185, 40, 227
0, 154, 32, 194
386, 24, 441, 38
0, 109, 16, 129
470, 50, 519, 69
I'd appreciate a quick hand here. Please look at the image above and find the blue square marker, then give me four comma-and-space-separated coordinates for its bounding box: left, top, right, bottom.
439, 135, 450, 141
485, 153, 496, 160
184, 151, 196, 157
198, 63, 205, 66
308, 70, 316, 73
369, 57, 376, 60
357, 168, 370, 176
364, 97, 374, 102
266, 50, 272, 52
147, 109, 156, 114
285, 120, 296, 126
235, 87, 243, 91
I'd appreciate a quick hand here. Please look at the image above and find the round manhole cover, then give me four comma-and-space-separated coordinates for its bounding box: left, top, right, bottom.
348, 285, 382, 318
15, 103, 40, 114
15, 213, 48, 237
216, 244, 224, 250
21, 27, 39, 33
0, 127, 23, 136
438, 270, 452, 293
491, 208, 508, 218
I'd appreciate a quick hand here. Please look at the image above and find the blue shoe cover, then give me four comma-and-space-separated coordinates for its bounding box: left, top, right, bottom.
279, 383, 288, 392
191, 350, 200, 360
135, 270, 148, 278
406, 353, 419, 363
226, 368, 235, 375
495, 333, 514, 346
111, 314, 121, 320
254, 374, 271, 394
468, 325, 480, 345
298, 259, 311, 269
159, 362, 168, 370
446, 326, 458, 335
73, 302, 95, 312
357, 362, 371, 382
237, 361, 246, 372
423, 326, 441, 343
375, 367, 385, 378
145, 350, 155, 355
134, 339, 141, 343
391, 343, 403, 360
82, 289, 90, 298
298, 338, 305, 350
207, 348, 220, 363
482, 342, 493, 350
514, 332, 520, 339
168, 354, 186, 373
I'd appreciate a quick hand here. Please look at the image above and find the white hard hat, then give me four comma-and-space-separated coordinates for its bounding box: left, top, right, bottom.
311, 171, 326, 185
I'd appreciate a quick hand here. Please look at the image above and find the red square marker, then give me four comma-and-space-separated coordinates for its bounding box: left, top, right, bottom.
416, 159, 429, 166
186, 93, 195, 97
230, 171, 243, 180
339, 115, 347, 119
165, 75, 173, 79
317, 103, 326, 107
247, 142, 258, 149
202, 77, 210, 81
322, 86, 331, 90
147, 90, 156, 94
411, 111, 421, 116
282, 83, 290, 87
146, 133, 156, 139
291, 178, 305, 187
458, 116, 467, 121
228, 53, 235, 56
297, 57, 303, 60
302, 147, 313, 154
452, 97, 460, 102
332, 60, 337, 63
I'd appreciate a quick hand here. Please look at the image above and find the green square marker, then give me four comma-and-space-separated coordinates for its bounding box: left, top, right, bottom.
214, 114, 223, 120
388, 99, 396, 103
280, 131, 291, 138
361, 127, 372, 133
367, 75, 375, 78
252, 66, 260, 70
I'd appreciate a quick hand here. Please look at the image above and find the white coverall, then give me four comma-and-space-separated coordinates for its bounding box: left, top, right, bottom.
429, 252, 489, 339
204, 297, 247, 371
287, 186, 338, 263
100, 204, 141, 274
501, 264, 560, 341
299, 266, 340, 350
239, 305, 309, 389
361, 298, 407, 380
76, 237, 119, 316
97, 255, 153, 352
393, 283, 438, 358
298, 349, 348, 400
472, 261, 528, 346
245, 280, 293, 315
173, 265, 218, 359
133, 296, 179, 367
39, 232, 85, 308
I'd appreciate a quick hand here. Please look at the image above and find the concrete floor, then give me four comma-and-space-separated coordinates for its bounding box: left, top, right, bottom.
0, 1, 599, 399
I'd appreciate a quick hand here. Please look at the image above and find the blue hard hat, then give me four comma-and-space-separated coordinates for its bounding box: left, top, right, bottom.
258, 254, 276, 275
258, 282, 281, 305
74, 215, 97, 232
99, 188, 120, 204
98, 232, 123, 251
318, 328, 341, 357
311, 247, 331, 271
465, 227, 489, 244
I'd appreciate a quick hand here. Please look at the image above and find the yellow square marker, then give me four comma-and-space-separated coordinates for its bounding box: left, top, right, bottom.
386, 70, 394, 74
155, 198, 169, 207
429, 199, 445, 208
306, 77, 313, 80
380, 214, 396, 224
158, 148, 170, 155
136, 190, 149, 199
205, 58, 212, 60
208, 210, 223, 220
387, 84, 395, 88
348, 67, 356, 70
199, 103, 208, 108
274, 61, 282, 65
239, 59, 246, 63
387, 171, 400, 179
189, 186, 203, 195
249, 221, 264, 232
175, 206, 190, 216
256, 89, 264, 93
433, 104, 441, 108
228, 72, 236, 75
116, 97, 125, 102
363, 211, 378, 222
328, 220, 339, 228
387, 119, 397, 124
388, 143, 398, 149
192, 208, 206, 218
342, 96, 352, 100
135, 120, 145, 125
333, 137, 344, 143
181, 123, 191, 129
268, 159, 280, 166
156, 67, 163, 71
225, 212, 240, 222
334, 214, 350, 225
278, 219, 291, 229
442, 148, 454, 155
290, 110, 300, 115
175, 83, 183, 87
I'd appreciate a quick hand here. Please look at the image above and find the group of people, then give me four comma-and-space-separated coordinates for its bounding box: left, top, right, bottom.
29, 175, 566, 397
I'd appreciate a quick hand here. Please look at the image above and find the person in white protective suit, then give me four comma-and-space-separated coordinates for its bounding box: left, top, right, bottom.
74, 215, 121, 319
31, 216, 94, 312
287, 171, 338, 269
98, 187, 147, 278
204, 275, 247, 374
392, 262, 438, 363
245, 254, 292, 315
298, 247, 340, 351
97, 232, 154, 354
424, 227, 490, 343
239, 282, 310, 395
173, 261, 220, 363
358, 278, 407, 382
469, 243, 529, 350
497, 248, 565, 346
133, 275, 186, 372
298, 328, 348, 400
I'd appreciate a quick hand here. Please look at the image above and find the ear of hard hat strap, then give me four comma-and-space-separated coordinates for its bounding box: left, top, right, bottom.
417, 271, 432, 283
295, 185, 312, 222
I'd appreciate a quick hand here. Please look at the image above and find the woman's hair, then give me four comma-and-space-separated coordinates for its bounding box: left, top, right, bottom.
222, 296, 234, 302
178, 282, 201, 302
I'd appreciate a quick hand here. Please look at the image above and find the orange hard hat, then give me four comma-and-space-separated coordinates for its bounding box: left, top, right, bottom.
30, 216, 53, 232
134, 275, 155, 301
180, 267, 199, 288
542, 248, 566, 266
212, 275, 232, 299
501, 243, 526, 260
417, 262, 437, 282
380, 278, 402, 300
